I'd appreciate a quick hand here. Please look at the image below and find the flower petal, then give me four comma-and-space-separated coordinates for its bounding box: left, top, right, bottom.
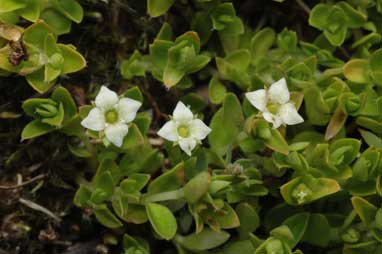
104, 122, 129, 147
263, 111, 283, 129
190, 119, 211, 140
245, 89, 267, 111
179, 138, 197, 156
157, 120, 178, 141
173, 101, 193, 123
95, 86, 119, 110
268, 78, 290, 104
118, 98, 142, 123
81, 108, 105, 131
279, 103, 304, 126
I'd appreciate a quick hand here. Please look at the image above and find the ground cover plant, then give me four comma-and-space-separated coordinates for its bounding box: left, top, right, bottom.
1, 0, 382, 253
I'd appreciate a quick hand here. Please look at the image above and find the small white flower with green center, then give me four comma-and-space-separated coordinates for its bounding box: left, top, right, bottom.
245, 78, 304, 128
81, 86, 142, 147
157, 101, 211, 156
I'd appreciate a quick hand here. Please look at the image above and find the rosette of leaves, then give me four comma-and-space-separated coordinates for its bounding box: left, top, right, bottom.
149, 27, 211, 89
191, 2, 244, 44
252, 212, 334, 253
346, 147, 382, 196
344, 197, 382, 253
307, 138, 361, 180
120, 50, 148, 80
21, 86, 77, 140
309, 2, 367, 46
0, 21, 86, 93
0, 0, 83, 35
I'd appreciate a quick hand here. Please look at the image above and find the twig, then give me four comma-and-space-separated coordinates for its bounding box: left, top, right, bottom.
0, 174, 47, 190
19, 198, 61, 222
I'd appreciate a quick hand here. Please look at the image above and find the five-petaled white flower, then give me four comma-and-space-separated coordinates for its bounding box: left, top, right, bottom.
157, 101, 211, 156
245, 78, 304, 128
81, 86, 142, 147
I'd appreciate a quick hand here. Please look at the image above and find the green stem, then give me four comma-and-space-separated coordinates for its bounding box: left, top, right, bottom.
340, 209, 357, 231
140, 189, 185, 204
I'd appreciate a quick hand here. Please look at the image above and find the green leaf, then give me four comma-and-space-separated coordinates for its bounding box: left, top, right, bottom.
23, 21, 56, 50
26, 67, 54, 94
120, 50, 146, 80
147, 0, 175, 17
343, 59, 369, 83
51, 86, 77, 122
147, 162, 184, 194
18, 0, 41, 22
302, 214, 330, 247
209, 93, 243, 156
236, 202, 260, 237
183, 171, 210, 203
337, 1, 367, 28
21, 119, 54, 140
175, 228, 230, 251
149, 40, 173, 80
209, 75, 226, 104
93, 204, 123, 228
281, 176, 341, 206
157, 22, 173, 41
51, 0, 84, 23
263, 128, 290, 155
73, 184, 92, 207
250, 28, 275, 66
122, 124, 145, 150
369, 49, 382, 86
59, 44, 86, 74
124, 204, 148, 224
282, 213, 310, 249
112, 190, 130, 221
68, 143, 92, 158
359, 129, 382, 148
309, 3, 331, 29
41, 8, 72, 35
93, 171, 115, 198
146, 203, 177, 240
352, 196, 378, 225
22, 98, 56, 117
0, 0, 26, 12
215, 203, 240, 229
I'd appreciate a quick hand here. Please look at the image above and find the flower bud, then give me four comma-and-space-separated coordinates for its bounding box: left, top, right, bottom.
341, 228, 360, 243
49, 53, 64, 69
35, 102, 58, 118
344, 93, 360, 114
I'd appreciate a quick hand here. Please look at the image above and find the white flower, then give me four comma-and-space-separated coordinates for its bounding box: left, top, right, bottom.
245, 78, 304, 128
81, 86, 142, 147
157, 101, 211, 156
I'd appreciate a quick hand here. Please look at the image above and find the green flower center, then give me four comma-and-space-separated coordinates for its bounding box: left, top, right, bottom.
267, 103, 280, 115
105, 109, 119, 124
177, 125, 190, 138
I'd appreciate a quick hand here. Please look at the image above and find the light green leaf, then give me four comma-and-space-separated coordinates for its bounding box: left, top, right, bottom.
146, 203, 177, 240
